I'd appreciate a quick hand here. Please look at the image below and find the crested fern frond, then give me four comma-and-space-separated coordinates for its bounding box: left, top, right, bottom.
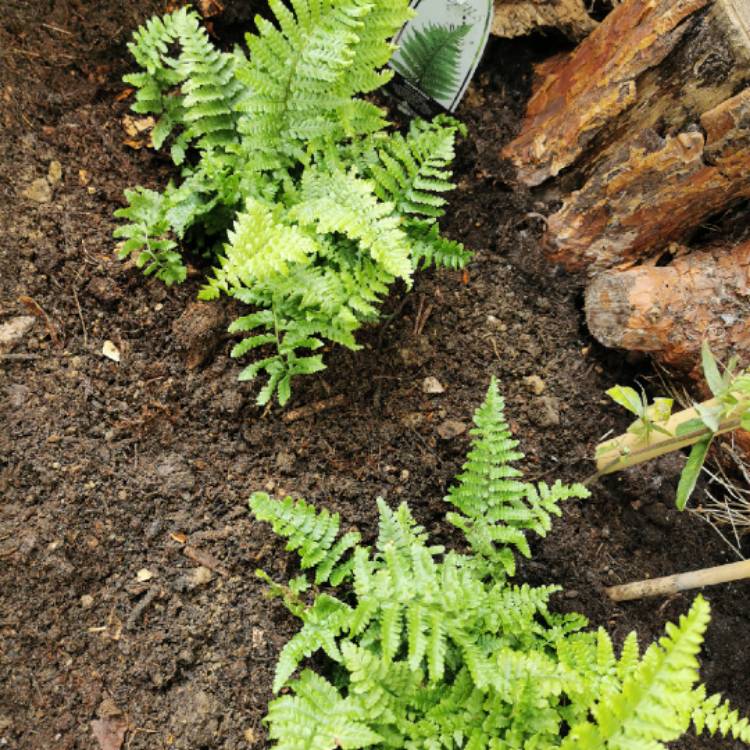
266, 670, 382, 750
392, 23, 472, 102
252, 383, 748, 750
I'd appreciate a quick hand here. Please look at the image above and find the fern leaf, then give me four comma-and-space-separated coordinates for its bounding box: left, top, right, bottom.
563, 596, 712, 749
393, 23, 471, 102
249, 492, 359, 584
267, 670, 382, 749
273, 594, 352, 692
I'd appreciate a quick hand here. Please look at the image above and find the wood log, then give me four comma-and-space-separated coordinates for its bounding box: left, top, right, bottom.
585, 239, 750, 373
491, 0, 598, 42
502, 0, 750, 188
547, 88, 750, 270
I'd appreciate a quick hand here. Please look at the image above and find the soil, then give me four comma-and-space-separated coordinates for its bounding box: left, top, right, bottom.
1, 2, 749, 749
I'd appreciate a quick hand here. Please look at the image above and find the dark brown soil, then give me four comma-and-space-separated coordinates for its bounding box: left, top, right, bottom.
1, 3, 748, 749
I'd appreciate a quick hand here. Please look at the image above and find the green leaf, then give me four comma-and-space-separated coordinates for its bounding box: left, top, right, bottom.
606, 386, 643, 417
742, 411, 750, 431
694, 402, 721, 434
676, 417, 707, 437
701, 341, 724, 397
675, 437, 711, 511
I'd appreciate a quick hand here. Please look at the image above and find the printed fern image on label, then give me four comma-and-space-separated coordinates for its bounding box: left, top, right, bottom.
390, 0, 493, 113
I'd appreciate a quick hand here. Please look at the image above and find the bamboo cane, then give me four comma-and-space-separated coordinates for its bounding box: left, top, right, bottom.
606, 558, 750, 601
594, 397, 750, 477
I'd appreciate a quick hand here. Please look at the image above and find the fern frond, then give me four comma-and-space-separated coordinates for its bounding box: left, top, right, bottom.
393, 23, 471, 102
366, 116, 465, 222
266, 670, 382, 749
273, 594, 352, 691
693, 688, 750, 742
238, 0, 412, 166
249, 492, 360, 585
446, 377, 589, 575
113, 188, 185, 285
563, 596, 712, 750
124, 7, 242, 157
290, 166, 413, 281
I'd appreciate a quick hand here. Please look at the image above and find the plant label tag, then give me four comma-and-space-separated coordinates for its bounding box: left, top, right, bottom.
388, 0, 494, 117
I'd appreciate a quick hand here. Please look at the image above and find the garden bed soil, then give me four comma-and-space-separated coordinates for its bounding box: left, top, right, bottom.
1, 2, 749, 749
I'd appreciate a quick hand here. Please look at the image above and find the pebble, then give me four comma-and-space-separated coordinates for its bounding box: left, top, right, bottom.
437, 419, 467, 440
523, 375, 546, 395
0, 316, 36, 354
21, 177, 52, 203
529, 396, 561, 428
422, 376, 445, 394
47, 160, 62, 184
190, 566, 213, 587
80, 594, 94, 608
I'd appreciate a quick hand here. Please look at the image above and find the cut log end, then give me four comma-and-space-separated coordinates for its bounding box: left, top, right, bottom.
585, 240, 750, 373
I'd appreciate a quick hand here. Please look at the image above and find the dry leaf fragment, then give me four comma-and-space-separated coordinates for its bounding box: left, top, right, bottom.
102, 340, 121, 362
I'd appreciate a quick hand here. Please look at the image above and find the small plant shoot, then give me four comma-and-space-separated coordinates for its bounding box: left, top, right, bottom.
600, 343, 750, 509
252, 380, 750, 749
116, 2, 470, 405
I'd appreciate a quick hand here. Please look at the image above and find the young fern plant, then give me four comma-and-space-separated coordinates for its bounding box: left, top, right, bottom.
116, 2, 471, 405
251, 379, 750, 749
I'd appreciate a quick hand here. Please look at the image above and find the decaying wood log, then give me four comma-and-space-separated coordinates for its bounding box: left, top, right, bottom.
585, 239, 750, 373
492, 0, 598, 42
547, 88, 750, 270
503, 0, 750, 188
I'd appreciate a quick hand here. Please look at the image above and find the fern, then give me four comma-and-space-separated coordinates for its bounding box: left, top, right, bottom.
251, 381, 750, 749
118, 2, 470, 405
392, 23, 471, 102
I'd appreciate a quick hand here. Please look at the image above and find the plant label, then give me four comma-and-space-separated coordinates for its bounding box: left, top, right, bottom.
389, 0, 494, 116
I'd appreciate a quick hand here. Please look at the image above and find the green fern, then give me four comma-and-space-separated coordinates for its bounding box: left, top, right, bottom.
118, 2, 470, 405
392, 23, 471, 102
251, 381, 750, 749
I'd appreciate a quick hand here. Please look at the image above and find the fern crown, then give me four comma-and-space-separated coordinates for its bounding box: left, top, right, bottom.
250, 380, 750, 749
117, 1, 470, 405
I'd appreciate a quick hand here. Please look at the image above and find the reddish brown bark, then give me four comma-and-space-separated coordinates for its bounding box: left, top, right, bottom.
546, 87, 750, 270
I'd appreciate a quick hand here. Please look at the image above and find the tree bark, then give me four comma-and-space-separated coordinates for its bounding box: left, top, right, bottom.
502, 0, 750, 189
585, 239, 750, 374
546, 87, 750, 270
491, 0, 598, 42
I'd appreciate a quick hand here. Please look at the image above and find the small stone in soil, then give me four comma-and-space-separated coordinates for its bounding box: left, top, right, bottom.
437, 419, 467, 440
21, 177, 52, 203
190, 566, 213, 587
529, 396, 560, 428
422, 376, 445, 394
523, 375, 546, 395
48, 160, 62, 184
80, 594, 94, 608
0, 316, 35, 354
